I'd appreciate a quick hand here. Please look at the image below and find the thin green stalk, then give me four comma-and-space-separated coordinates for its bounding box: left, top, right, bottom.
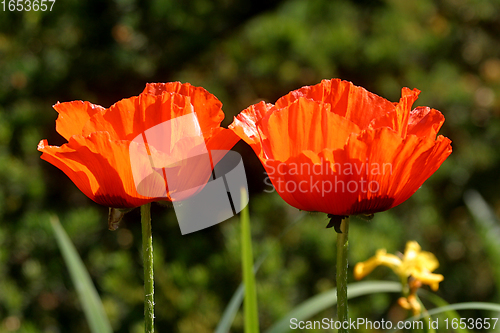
336, 216, 349, 333
241, 189, 259, 333
141, 203, 154, 333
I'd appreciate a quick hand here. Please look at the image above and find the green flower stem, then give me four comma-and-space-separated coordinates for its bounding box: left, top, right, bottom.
141, 203, 154, 333
336, 216, 349, 333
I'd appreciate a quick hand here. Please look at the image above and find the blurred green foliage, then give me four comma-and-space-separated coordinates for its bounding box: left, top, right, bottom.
2, 0, 500, 332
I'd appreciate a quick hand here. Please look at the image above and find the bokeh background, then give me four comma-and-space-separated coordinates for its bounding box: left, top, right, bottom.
2, 0, 500, 332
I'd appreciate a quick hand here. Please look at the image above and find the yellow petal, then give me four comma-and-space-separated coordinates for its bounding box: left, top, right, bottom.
354, 249, 402, 280
411, 270, 444, 290
397, 295, 422, 316
416, 251, 440, 271
403, 241, 421, 261
408, 294, 422, 316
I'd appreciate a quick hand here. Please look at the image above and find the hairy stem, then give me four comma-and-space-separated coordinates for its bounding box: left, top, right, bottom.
141, 203, 154, 333
336, 216, 349, 333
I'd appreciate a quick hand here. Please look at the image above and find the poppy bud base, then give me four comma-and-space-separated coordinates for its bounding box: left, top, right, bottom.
326, 214, 347, 233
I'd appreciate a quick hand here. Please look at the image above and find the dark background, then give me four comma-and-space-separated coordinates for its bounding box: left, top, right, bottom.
1, 0, 500, 332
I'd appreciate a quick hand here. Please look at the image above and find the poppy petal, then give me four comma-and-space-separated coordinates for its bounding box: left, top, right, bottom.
230, 79, 452, 216
205, 128, 241, 155
408, 106, 445, 139
38, 132, 168, 208
229, 101, 274, 159
54, 101, 105, 140
393, 87, 420, 137
275, 79, 396, 129
341, 128, 452, 212
82, 93, 193, 141
368, 88, 420, 136
260, 97, 361, 161
142, 82, 225, 135
40, 82, 239, 209
261, 128, 451, 216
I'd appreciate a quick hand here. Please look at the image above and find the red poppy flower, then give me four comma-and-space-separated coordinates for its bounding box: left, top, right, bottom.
38, 82, 240, 208
230, 79, 452, 216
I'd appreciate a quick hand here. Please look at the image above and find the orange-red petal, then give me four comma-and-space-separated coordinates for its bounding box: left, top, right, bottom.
41, 82, 240, 209
368, 88, 421, 136
275, 79, 397, 129
142, 82, 225, 136
81, 92, 193, 141
205, 128, 241, 156
38, 132, 169, 208
244, 128, 451, 215
54, 101, 105, 140
339, 128, 452, 213
255, 128, 451, 216
230, 79, 452, 216
229, 101, 274, 159
407, 106, 445, 139
259, 98, 361, 161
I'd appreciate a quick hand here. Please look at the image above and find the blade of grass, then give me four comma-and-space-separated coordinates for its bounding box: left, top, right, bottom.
215, 213, 305, 333
464, 190, 500, 299
50, 215, 113, 333
265, 281, 402, 333
215, 256, 265, 333
241, 188, 259, 333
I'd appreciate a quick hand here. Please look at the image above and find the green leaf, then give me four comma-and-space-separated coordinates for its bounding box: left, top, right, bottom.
265, 281, 402, 333
241, 188, 260, 333
215, 284, 245, 333
423, 302, 500, 314
390, 302, 500, 333
50, 215, 113, 333
417, 290, 470, 333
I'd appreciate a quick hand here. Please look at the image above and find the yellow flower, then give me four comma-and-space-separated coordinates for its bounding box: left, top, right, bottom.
354, 241, 444, 315
354, 241, 443, 290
